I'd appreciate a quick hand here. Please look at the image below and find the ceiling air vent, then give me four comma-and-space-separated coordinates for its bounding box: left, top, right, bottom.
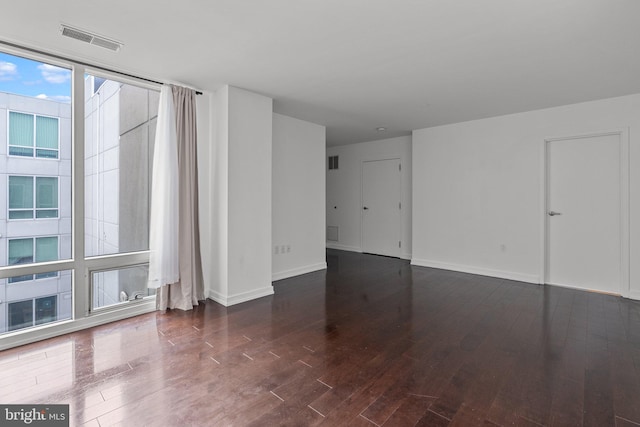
60, 25, 122, 52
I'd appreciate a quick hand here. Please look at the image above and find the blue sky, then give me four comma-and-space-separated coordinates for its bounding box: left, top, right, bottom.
0, 52, 71, 102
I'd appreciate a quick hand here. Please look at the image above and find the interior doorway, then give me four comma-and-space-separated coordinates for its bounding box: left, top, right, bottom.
362, 158, 402, 257
544, 131, 629, 295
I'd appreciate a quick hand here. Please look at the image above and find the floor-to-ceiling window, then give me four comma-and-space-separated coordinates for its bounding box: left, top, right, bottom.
0, 46, 158, 345
84, 73, 157, 310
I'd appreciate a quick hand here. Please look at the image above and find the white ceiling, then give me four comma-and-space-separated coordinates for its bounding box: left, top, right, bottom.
2, 0, 639, 146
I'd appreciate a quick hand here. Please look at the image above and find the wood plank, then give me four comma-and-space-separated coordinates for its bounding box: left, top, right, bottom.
0, 249, 637, 426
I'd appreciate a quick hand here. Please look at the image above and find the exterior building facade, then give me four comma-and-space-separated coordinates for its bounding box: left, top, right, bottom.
0, 92, 72, 333
0, 76, 157, 333
84, 76, 157, 310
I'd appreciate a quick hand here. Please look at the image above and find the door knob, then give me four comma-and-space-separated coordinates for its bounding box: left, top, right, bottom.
363, 206, 369, 210
548, 211, 562, 216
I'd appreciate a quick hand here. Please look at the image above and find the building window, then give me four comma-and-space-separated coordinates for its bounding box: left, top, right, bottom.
8, 296, 57, 331
8, 237, 59, 283
8, 111, 59, 159
8, 176, 59, 219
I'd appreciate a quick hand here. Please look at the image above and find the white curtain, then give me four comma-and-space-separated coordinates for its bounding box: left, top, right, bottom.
148, 86, 180, 289
149, 84, 204, 311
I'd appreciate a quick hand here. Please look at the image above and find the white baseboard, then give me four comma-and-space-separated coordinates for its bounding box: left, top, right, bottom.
629, 289, 640, 301
545, 280, 621, 296
326, 243, 361, 253
411, 258, 539, 284
207, 286, 274, 307
401, 252, 412, 261
272, 262, 327, 282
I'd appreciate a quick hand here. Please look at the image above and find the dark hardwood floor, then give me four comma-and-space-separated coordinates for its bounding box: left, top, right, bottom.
1, 249, 640, 426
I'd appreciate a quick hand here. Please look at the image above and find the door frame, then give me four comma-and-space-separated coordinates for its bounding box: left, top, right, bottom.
539, 129, 629, 296
360, 157, 402, 257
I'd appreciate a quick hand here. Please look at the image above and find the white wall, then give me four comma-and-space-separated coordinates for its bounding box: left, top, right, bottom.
412, 93, 640, 299
272, 113, 326, 281
201, 86, 274, 306
211, 86, 229, 300
227, 87, 273, 302
326, 136, 412, 259
196, 91, 215, 297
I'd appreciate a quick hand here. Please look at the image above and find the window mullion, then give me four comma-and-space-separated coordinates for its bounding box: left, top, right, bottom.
33, 175, 36, 217
33, 114, 36, 154
72, 64, 87, 319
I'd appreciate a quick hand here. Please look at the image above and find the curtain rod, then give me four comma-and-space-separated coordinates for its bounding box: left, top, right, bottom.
0, 39, 203, 95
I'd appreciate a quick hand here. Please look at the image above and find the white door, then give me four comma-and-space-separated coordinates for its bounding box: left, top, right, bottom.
546, 133, 622, 294
362, 159, 401, 257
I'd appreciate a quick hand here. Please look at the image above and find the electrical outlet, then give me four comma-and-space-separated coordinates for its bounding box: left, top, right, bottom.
274, 246, 279, 255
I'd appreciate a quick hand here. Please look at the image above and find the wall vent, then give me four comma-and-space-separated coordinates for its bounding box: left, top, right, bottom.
328, 155, 339, 170
60, 24, 123, 52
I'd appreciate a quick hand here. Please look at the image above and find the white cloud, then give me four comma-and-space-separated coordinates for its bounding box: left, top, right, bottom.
0, 61, 18, 81
37, 64, 71, 84
35, 93, 71, 103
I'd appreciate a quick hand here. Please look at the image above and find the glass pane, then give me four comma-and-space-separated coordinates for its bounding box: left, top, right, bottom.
0, 51, 72, 317
35, 149, 58, 159
36, 237, 58, 262
35, 296, 57, 325
92, 265, 154, 309
85, 75, 157, 256
9, 176, 33, 209
1, 269, 72, 335
8, 300, 33, 331
8, 238, 34, 283
9, 238, 34, 265
9, 210, 33, 219
8, 275, 33, 284
36, 177, 58, 209
34, 237, 58, 279
9, 146, 34, 157
9, 111, 34, 148
35, 116, 59, 149
35, 209, 58, 218
0, 51, 71, 269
